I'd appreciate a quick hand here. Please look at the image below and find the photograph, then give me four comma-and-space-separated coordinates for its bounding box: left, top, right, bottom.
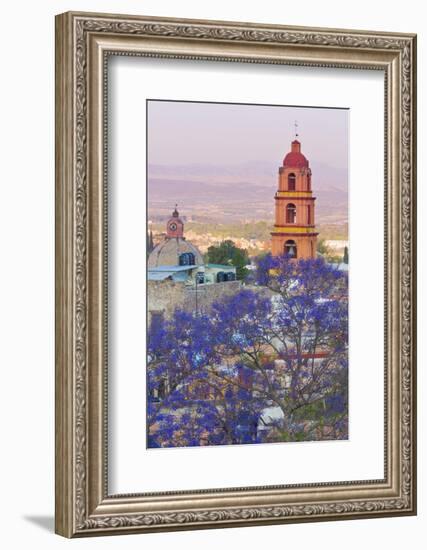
53, 10, 416, 537
146, 100, 349, 449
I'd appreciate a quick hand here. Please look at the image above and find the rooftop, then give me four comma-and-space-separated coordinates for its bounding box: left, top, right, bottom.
148, 265, 198, 272
205, 263, 236, 270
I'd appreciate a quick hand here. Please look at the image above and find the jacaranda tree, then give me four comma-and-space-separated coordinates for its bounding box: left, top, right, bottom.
147, 254, 348, 448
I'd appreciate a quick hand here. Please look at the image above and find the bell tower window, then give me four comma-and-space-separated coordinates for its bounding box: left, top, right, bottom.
286, 203, 297, 224
288, 173, 296, 191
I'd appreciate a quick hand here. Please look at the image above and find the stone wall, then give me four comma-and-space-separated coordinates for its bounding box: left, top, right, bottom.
148, 280, 242, 322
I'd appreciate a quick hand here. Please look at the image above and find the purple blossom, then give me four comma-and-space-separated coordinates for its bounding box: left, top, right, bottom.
147, 255, 348, 447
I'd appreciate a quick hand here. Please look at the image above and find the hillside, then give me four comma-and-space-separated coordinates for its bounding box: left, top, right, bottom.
148, 160, 348, 225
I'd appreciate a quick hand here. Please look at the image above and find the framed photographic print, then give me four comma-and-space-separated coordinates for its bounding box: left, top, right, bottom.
55, 11, 417, 537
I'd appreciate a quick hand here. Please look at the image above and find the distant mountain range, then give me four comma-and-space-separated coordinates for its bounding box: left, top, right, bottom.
148, 161, 348, 224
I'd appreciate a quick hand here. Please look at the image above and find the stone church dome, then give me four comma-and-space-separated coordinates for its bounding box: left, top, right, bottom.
148, 237, 204, 268
147, 206, 204, 268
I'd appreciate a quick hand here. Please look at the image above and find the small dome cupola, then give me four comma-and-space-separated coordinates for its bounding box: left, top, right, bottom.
283, 139, 309, 168
166, 204, 184, 238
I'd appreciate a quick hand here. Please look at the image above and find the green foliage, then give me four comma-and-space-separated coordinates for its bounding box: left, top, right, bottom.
150, 219, 348, 259
316, 239, 329, 255
343, 246, 349, 264
147, 230, 154, 257
317, 239, 342, 264
206, 240, 250, 280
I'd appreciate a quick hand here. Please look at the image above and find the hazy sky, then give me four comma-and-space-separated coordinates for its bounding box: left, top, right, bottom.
147, 100, 348, 173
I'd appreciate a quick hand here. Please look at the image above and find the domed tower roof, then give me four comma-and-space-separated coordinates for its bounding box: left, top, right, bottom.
283, 140, 309, 168
148, 206, 204, 268
148, 239, 204, 268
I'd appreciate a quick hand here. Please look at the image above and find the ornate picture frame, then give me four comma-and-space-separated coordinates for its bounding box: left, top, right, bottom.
55, 11, 416, 537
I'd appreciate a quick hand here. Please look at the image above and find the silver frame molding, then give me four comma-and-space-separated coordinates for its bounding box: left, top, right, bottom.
55, 11, 417, 538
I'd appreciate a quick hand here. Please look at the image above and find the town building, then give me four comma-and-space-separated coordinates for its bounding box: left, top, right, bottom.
148, 206, 237, 285
271, 138, 318, 258
147, 207, 239, 323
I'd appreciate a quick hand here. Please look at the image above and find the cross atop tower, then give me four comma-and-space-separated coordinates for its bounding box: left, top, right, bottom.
294, 120, 299, 138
